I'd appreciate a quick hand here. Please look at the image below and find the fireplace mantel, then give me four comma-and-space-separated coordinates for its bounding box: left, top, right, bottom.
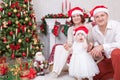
45, 18, 68, 54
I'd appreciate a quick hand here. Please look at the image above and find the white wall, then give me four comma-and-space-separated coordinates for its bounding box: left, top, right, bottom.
33, 0, 120, 22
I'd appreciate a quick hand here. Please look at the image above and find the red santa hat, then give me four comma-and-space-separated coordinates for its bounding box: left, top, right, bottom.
73, 26, 88, 37
90, 5, 109, 16
68, 7, 84, 17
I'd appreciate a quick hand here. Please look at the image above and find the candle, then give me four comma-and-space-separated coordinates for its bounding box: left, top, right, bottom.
28, 1, 29, 11
62, 2, 64, 13
3, 10, 4, 15
9, 0, 11, 6
24, 27, 26, 32
65, 0, 67, 11
16, 29, 17, 36
69, 2, 71, 10
13, 35, 15, 40
27, 48, 28, 57
21, 12, 23, 16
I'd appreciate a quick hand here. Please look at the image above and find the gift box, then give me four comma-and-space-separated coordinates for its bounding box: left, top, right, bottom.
20, 68, 36, 80
15, 58, 28, 70
0, 63, 8, 75
0, 57, 8, 75
20, 70, 30, 80
0, 57, 6, 63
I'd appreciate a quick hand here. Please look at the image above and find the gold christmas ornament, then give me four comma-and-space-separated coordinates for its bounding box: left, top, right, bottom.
36, 46, 39, 50
25, 17, 29, 21
33, 24, 36, 29
3, 21, 8, 28
15, 21, 19, 24
6, 45, 10, 49
5, 4, 8, 7
18, 39, 22, 43
33, 38, 38, 44
27, 29, 30, 33
23, 4, 27, 8
13, 9, 17, 13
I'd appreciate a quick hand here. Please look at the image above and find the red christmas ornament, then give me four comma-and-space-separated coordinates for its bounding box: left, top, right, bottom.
9, 31, 14, 36
0, 8, 3, 11
3, 37, 7, 43
24, 0, 28, 3
16, 13, 21, 18
28, 22, 32, 26
7, 20, 12, 25
26, 37, 29, 42
22, 52, 26, 57
11, 53, 15, 59
7, 12, 12, 16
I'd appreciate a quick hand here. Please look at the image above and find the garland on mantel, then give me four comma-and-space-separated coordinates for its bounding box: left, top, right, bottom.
40, 13, 68, 35
40, 13, 91, 36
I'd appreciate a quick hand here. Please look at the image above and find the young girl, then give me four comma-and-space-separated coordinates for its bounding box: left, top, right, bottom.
69, 26, 99, 80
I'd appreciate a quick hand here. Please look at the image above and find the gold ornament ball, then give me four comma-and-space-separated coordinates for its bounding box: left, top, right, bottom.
32, 52, 35, 55
18, 39, 22, 43
5, 4, 8, 7
13, 9, 17, 13
6, 45, 10, 49
23, 4, 27, 8
33, 25, 37, 29
36, 46, 39, 50
16, 21, 19, 24
25, 17, 29, 21
27, 29, 30, 33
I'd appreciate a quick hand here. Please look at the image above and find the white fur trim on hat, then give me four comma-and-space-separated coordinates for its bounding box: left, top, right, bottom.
72, 10, 83, 16
93, 8, 109, 16
75, 30, 87, 37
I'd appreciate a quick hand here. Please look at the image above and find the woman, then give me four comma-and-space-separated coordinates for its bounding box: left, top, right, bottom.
49, 7, 93, 79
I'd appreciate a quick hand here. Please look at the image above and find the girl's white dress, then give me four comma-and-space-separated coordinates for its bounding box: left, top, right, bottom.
69, 42, 99, 78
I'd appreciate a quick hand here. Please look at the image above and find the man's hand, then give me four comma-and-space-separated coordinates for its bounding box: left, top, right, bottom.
89, 45, 103, 57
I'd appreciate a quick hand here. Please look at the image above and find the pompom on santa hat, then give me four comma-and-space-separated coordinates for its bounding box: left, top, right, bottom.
68, 7, 84, 17
90, 5, 109, 16
73, 26, 88, 37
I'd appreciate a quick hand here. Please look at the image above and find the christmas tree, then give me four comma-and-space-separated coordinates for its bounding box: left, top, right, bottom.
0, 0, 43, 58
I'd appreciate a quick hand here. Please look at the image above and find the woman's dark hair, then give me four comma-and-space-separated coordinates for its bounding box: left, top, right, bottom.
70, 15, 85, 25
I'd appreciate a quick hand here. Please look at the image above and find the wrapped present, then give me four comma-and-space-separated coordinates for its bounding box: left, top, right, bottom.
20, 68, 36, 80
0, 57, 6, 63
20, 70, 30, 80
0, 57, 8, 75
15, 58, 28, 70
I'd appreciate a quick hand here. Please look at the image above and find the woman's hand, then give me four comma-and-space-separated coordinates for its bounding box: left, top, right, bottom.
89, 45, 103, 57
63, 42, 72, 51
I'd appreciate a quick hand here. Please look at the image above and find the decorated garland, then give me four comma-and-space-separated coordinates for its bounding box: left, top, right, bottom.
40, 12, 91, 36
40, 13, 68, 35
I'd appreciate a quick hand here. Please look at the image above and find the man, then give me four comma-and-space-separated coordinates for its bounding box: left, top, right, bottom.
90, 5, 120, 80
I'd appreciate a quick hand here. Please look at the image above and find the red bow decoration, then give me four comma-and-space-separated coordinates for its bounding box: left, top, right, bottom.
10, 44, 20, 51
0, 65, 8, 75
27, 68, 36, 79
10, 2, 19, 8
20, 68, 36, 79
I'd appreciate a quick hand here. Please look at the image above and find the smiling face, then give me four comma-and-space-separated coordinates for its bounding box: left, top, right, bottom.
93, 12, 108, 27
71, 14, 82, 25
